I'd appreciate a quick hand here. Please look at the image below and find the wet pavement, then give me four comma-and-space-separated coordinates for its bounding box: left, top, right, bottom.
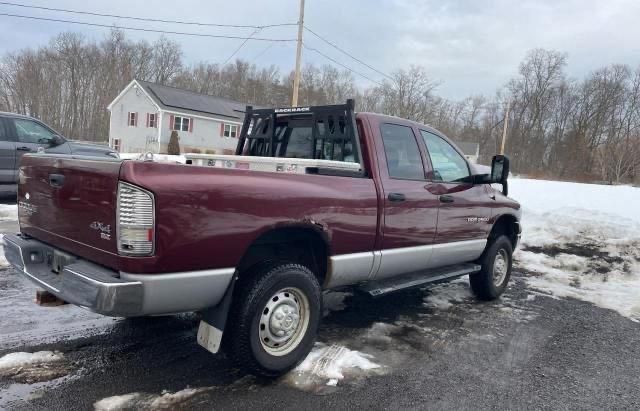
1, 202, 639, 410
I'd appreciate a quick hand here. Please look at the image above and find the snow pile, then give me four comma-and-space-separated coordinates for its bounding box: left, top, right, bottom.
0, 204, 18, 221
510, 178, 639, 222
0, 351, 70, 383
284, 343, 382, 391
510, 179, 640, 321
94, 387, 209, 411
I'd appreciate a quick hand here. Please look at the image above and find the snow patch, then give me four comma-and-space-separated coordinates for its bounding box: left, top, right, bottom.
520, 248, 640, 321
94, 387, 209, 411
0, 351, 63, 370
0, 204, 17, 221
323, 291, 352, 316
284, 343, 382, 391
0, 351, 70, 383
0, 233, 8, 267
422, 279, 472, 310
362, 322, 401, 344
94, 393, 142, 411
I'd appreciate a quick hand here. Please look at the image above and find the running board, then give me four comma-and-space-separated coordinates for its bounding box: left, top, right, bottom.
360, 263, 481, 297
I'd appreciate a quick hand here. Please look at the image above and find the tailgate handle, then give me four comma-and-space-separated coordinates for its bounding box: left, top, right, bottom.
49, 173, 65, 188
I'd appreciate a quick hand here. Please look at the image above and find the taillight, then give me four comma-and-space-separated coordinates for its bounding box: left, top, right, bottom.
117, 182, 155, 256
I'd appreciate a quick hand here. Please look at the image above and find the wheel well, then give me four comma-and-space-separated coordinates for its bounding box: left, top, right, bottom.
489, 215, 519, 249
237, 227, 329, 284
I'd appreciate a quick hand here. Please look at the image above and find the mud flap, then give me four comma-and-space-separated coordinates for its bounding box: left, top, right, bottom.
197, 275, 237, 354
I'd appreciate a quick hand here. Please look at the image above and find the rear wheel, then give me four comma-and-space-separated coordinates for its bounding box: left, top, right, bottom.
469, 235, 513, 300
226, 262, 322, 377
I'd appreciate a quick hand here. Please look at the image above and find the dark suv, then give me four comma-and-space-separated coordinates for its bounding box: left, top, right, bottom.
0, 112, 118, 193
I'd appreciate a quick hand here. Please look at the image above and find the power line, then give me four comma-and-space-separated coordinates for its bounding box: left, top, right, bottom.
222, 28, 262, 65
0, 1, 295, 29
302, 42, 383, 86
0, 13, 297, 42
304, 26, 393, 81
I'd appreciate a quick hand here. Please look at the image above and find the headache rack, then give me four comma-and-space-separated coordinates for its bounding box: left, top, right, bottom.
234, 99, 365, 177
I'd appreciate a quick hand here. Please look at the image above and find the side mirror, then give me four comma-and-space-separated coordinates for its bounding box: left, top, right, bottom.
52, 135, 65, 146
491, 155, 510, 195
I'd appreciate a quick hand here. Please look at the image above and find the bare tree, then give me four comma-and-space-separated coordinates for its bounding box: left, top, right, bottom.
152, 36, 183, 85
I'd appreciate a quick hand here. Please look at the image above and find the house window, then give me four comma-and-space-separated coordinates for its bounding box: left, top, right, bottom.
148, 113, 157, 128
224, 124, 238, 138
112, 138, 121, 152
173, 116, 190, 132
128, 112, 137, 127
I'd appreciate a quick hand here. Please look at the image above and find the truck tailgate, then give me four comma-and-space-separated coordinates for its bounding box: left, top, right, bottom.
18, 154, 122, 261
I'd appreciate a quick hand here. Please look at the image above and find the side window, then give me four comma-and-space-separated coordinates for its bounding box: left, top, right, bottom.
0, 119, 11, 142
380, 123, 425, 180
13, 119, 57, 144
420, 130, 470, 182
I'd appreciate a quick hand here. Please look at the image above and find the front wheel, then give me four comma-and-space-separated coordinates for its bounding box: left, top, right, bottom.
469, 235, 513, 300
226, 262, 322, 377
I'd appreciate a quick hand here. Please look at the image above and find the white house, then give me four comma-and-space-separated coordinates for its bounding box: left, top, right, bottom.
107, 79, 254, 154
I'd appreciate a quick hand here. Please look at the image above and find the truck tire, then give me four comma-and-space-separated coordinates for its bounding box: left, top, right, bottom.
469, 235, 513, 301
226, 262, 322, 377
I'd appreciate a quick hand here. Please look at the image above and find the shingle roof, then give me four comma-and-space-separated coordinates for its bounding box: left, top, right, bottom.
136, 80, 258, 120
457, 141, 479, 156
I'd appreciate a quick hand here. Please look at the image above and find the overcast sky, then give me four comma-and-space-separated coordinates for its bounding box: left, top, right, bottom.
2, 0, 640, 99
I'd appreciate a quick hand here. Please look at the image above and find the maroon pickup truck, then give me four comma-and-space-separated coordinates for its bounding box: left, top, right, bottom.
3, 100, 520, 377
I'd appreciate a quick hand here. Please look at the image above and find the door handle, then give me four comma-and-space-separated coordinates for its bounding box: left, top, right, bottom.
17, 146, 32, 151
388, 192, 406, 202
49, 173, 65, 188
439, 194, 455, 203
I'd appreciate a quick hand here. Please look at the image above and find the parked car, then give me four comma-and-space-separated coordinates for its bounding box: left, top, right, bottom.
3, 100, 520, 377
0, 112, 118, 192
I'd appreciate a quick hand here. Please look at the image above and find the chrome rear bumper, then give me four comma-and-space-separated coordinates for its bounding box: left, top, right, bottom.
3, 233, 143, 316
2, 233, 236, 317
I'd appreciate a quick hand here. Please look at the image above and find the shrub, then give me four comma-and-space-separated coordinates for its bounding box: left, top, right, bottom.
167, 130, 180, 155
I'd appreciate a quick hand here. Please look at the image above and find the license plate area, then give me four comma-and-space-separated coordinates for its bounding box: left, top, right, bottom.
51, 250, 77, 274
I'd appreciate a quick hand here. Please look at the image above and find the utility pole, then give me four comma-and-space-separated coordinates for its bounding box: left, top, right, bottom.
500, 99, 511, 155
291, 0, 305, 107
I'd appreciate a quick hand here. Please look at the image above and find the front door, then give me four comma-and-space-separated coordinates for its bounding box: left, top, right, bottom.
0, 118, 16, 184
420, 130, 491, 266
376, 122, 440, 279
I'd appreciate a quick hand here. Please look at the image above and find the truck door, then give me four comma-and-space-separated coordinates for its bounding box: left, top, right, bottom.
0, 118, 16, 184
375, 122, 440, 279
419, 129, 491, 265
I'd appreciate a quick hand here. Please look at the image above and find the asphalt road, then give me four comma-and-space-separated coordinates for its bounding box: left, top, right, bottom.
1, 209, 639, 410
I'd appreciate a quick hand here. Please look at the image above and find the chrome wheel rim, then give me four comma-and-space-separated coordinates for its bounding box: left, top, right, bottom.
493, 249, 509, 286
259, 287, 310, 356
